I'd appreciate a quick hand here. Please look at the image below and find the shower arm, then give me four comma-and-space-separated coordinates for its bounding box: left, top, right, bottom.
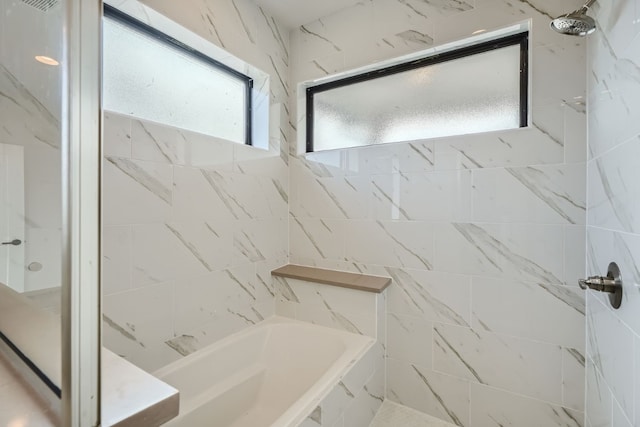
583, 0, 596, 9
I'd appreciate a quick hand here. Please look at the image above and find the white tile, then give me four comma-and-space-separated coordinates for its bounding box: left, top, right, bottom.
434, 223, 564, 284
385, 268, 471, 327
131, 119, 184, 165
585, 358, 612, 427
103, 112, 132, 158
471, 277, 585, 350
346, 220, 435, 270
587, 297, 636, 419
563, 348, 587, 412
369, 400, 457, 427
469, 383, 583, 427
386, 313, 432, 368
103, 157, 173, 226
371, 170, 471, 222
612, 398, 633, 427
103, 225, 133, 295
131, 223, 211, 287
387, 359, 469, 426
289, 217, 346, 261
433, 324, 563, 404
471, 164, 586, 225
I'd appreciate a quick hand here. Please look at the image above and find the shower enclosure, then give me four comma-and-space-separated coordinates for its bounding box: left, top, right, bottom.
0, 0, 101, 425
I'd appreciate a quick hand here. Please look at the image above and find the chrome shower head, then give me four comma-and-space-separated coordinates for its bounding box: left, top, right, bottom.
550, 0, 597, 36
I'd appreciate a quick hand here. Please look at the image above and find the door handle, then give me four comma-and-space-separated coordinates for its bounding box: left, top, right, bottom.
1, 239, 21, 246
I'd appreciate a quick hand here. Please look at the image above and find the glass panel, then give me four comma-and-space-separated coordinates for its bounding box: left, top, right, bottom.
0, 0, 63, 392
103, 16, 247, 144
312, 43, 522, 151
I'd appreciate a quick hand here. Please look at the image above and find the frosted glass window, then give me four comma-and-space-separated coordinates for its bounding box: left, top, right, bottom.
103, 9, 251, 145
307, 33, 528, 152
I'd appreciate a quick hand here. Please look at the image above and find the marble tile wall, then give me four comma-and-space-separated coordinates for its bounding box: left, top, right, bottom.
298, 340, 385, 427
585, 1, 640, 426
288, 0, 589, 425
102, 0, 291, 373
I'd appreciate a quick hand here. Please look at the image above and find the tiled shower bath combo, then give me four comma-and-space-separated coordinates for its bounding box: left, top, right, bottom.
95, 0, 639, 426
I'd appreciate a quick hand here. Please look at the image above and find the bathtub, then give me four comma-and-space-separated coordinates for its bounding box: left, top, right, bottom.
154, 316, 374, 427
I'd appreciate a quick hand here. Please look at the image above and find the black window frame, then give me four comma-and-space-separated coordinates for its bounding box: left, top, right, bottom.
305, 32, 529, 153
103, 4, 254, 146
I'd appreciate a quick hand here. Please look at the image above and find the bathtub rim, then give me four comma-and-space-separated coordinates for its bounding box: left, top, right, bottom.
153, 315, 375, 427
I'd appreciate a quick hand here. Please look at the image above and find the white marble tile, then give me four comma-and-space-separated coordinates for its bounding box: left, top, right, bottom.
371, 170, 471, 222
587, 136, 640, 234
131, 119, 184, 165
104, 111, 132, 158
369, 400, 458, 427
171, 166, 236, 222
344, 368, 384, 427
434, 223, 564, 284
292, 171, 370, 219
289, 217, 346, 261
172, 265, 262, 335
103, 156, 173, 226
433, 323, 563, 404
471, 164, 586, 225
387, 359, 469, 427
131, 223, 214, 287
587, 297, 636, 420
233, 218, 288, 264
612, 398, 633, 427
586, 227, 640, 337
469, 383, 584, 427
103, 282, 175, 353
565, 225, 587, 288
585, 358, 612, 427
345, 220, 435, 270
634, 335, 639, 427
471, 277, 585, 350
385, 268, 471, 327
275, 286, 377, 337
363, 141, 434, 175
433, 127, 564, 171
387, 313, 432, 368
563, 348, 587, 412
103, 225, 133, 295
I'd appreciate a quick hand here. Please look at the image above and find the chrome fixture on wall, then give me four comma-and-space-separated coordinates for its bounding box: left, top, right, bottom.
550, 0, 597, 36
579, 262, 623, 309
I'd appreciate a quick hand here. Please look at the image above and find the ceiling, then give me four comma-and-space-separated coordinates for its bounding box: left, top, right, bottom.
252, 0, 361, 28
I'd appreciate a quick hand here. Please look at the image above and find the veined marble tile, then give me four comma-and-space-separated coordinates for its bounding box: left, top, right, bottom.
171, 166, 236, 222
233, 218, 287, 264
103, 156, 173, 225
131, 223, 213, 287
563, 348, 587, 412
289, 216, 346, 261
345, 220, 435, 270
469, 383, 583, 427
344, 367, 384, 427
435, 223, 564, 284
586, 227, 640, 337
370, 400, 458, 427
103, 281, 175, 352
433, 127, 564, 171
173, 265, 263, 335
471, 164, 586, 225
371, 170, 471, 222
385, 268, 471, 327
292, 171, 370, 219
387, 360, 469, 427
104, 111, 132, 158
103, 225, 133, 296
585, 358, 612, 427
471, 277, 585, 350
131, 119, 185, 165
612, 398, 633, 427
587, 136, 640, 234
362, 141, 434, 175
387, 313, 432, 368
433, 323, 563, 404
532, 41, 586, 109
587, 296, 636, 420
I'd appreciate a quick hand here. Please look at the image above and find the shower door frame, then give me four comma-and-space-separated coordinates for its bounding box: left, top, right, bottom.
61, 0, 102, 425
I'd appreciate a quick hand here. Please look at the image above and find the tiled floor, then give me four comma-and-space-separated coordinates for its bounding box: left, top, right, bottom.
369, 400, 457, 427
